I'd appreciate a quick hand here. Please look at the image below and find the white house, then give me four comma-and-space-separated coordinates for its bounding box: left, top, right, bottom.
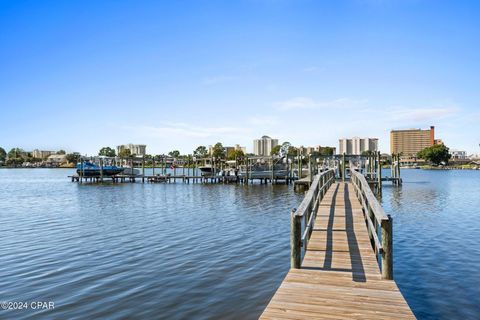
47, 154, 67, 165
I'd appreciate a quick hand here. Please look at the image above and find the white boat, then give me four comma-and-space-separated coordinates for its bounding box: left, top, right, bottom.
122, 167, 141, 175
238, 161, 289, 179
199, 165, 214, 176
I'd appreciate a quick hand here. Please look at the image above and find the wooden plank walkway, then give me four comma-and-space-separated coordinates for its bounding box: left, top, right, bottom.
261, 182, 415, 319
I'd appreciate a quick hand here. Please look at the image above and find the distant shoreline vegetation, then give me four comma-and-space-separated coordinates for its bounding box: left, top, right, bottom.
1, 144, 478, 171
0, 147, 78, 168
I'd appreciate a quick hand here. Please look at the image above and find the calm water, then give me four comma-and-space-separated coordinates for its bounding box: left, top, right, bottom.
0, 169, 479, 319
381, 169, 480, 320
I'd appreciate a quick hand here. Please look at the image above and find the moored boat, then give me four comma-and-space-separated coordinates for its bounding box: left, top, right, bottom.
199, 165, 214, 176
76, 162, 124, 177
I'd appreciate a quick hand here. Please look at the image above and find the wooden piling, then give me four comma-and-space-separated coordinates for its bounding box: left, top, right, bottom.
100, 158, 104, 182
142, 156, 145, 183
131, 157, 134, 179
298, 155, 301, 179
391, 153, 394, 180
369, 155, 375, 179
377, 151, 382, 196
290, 209, 301, 269
152, 156, 155, 177
286, 154, 290, 184
397, 154, 401, 185
245, 156, 249, 184
80, 159, 84, 184
308, 155, 312, 183
271, 156, 274, 183
381, 215, 393, 280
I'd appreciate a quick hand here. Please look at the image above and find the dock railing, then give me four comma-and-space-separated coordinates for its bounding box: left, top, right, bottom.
290, 169, 335, 269
350, 169, 393, 280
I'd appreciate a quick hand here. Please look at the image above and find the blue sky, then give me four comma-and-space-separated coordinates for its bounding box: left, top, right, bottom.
1, 0, 479, 155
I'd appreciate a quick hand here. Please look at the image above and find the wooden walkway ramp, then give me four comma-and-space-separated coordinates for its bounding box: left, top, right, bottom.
261, 181, 415, 319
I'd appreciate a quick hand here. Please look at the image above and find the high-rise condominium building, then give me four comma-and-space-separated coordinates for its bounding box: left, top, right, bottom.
338, 137, 378, 155
390, 126, 434, 157
117, 144, 147, 156
253, 136, 278, 156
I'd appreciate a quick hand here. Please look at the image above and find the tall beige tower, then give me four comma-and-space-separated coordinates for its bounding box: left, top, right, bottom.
253, 136, 279, 156
390, 126, 434, 156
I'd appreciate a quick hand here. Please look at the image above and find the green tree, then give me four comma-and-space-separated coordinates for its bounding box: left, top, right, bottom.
169, 150, 181, 158
417, 144, 451, 165
194, 145, 208, 157
320, 147, 335, 156
6, 158, 24, 167
57, 149, 66, 155
287, 146, 298, 156
227, 149, 245, 160
0, 147, 6, 163
361, 150, 376, 156
270, 145, 281, 155
8, 148, 25, 159
99, 147, 116, 157
212, 142, 225, 159
66, 152, 81, 164
118, 149, 131, 158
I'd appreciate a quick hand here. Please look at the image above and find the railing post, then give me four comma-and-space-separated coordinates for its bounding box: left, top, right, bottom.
381, 215, 393, 279
291, 209, 302, 269
342, 153, 346, 181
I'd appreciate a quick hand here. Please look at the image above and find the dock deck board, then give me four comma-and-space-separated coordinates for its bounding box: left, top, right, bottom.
260, 182, 415, 319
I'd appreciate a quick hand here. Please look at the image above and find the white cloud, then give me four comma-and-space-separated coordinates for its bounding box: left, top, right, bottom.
389, 107, 459, 122
276, 97, 367, 110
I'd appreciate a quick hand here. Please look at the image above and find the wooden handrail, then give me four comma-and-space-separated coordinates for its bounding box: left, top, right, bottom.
291, 169, 335, 269
350, 170, 388, 223
350, 169, 393, 280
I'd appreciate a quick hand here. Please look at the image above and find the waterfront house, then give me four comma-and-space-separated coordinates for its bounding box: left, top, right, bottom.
46, 154, 67, 166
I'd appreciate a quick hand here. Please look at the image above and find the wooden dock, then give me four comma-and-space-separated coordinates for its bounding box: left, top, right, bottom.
261, 171, 414, 319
